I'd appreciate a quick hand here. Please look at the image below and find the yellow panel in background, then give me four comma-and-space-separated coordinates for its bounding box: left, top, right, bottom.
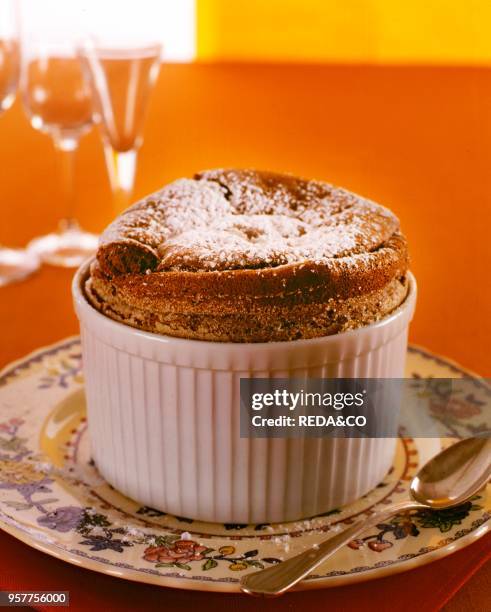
197, 0, 491, 64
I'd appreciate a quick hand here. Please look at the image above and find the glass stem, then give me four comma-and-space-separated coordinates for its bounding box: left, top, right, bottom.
103, 145, 137, 213
54, 135, 79, 233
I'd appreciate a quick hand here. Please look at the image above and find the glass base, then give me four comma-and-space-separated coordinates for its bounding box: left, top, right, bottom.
28, 226, 99, 268
0, 247, 40, 287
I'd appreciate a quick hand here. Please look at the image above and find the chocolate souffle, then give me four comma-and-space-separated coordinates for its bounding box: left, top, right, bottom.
86, 169, 409, 342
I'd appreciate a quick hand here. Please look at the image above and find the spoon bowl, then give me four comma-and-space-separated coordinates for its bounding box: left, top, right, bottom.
410, 437, 491, 509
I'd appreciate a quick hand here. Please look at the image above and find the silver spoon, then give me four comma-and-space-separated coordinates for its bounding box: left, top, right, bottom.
240, 437, 491, 597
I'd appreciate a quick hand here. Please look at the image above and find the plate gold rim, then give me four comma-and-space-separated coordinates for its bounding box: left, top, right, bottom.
0, 513, 488, 593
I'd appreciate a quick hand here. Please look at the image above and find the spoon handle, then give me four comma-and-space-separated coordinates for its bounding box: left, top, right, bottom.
240, 500, 424, 596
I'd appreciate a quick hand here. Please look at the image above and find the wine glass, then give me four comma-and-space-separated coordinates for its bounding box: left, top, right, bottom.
0, 0, 40, 287
21, 2, 98, 267
79, 4, 162, 212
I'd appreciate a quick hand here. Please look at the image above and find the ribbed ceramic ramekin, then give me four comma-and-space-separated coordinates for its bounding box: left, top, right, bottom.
72, 260, 416, 524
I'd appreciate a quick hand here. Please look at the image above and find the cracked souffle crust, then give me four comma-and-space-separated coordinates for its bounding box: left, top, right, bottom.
87, 169, 410, 342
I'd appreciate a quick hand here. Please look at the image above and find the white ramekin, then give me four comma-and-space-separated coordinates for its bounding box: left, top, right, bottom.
73, 261, 416, 524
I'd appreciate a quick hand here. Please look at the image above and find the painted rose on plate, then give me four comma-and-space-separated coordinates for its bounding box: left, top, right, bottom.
144, 540, 208, 564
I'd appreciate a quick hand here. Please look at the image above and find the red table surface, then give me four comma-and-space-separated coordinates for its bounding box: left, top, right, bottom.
0, 529, 489, 611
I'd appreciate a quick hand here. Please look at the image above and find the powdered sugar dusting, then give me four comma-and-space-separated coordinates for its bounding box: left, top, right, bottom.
104, 170, 400, 272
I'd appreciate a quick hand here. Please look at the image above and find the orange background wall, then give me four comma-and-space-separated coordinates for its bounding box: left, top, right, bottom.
1, 63, 490, 375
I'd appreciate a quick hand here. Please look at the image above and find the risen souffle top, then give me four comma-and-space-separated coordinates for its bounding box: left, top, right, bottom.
86, 169, 409, 342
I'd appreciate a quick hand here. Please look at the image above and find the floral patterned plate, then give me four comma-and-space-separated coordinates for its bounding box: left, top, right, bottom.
0, 337, 489, 592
